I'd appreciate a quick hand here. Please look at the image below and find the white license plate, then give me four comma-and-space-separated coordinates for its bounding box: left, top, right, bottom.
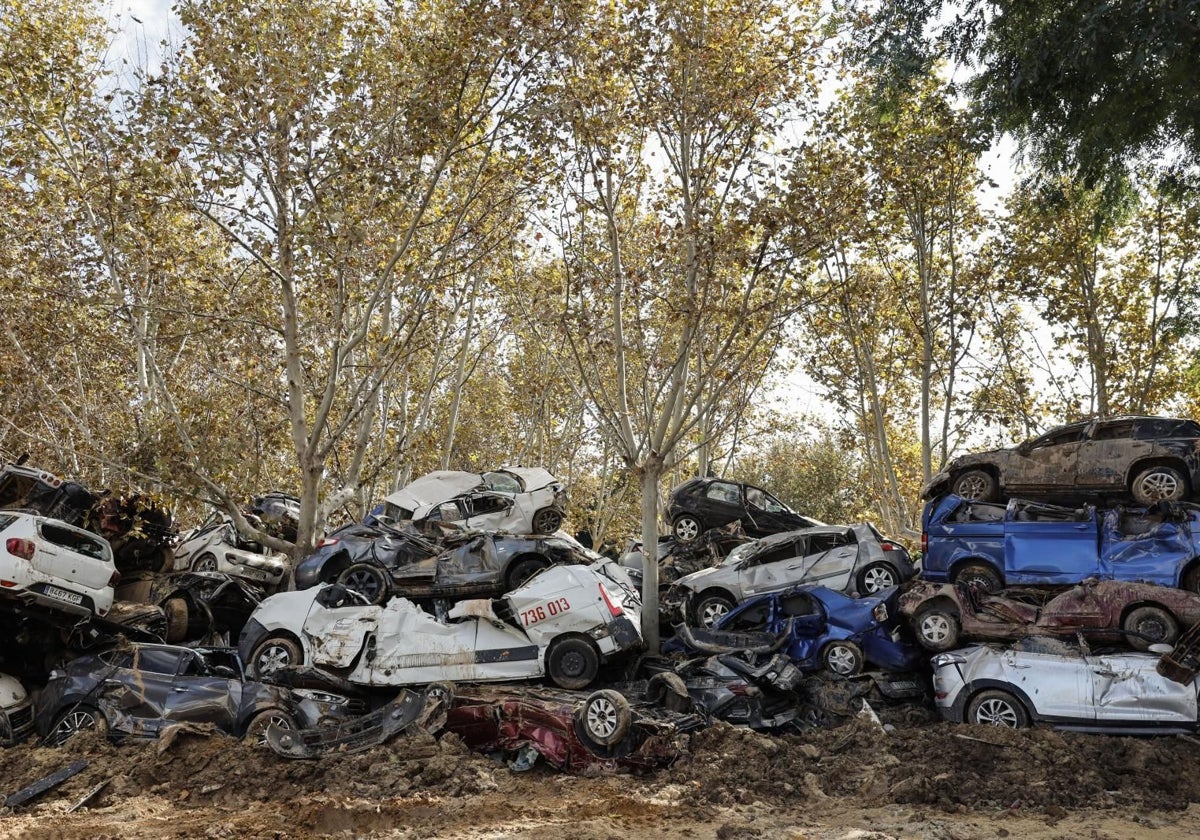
44, 585, 83, 606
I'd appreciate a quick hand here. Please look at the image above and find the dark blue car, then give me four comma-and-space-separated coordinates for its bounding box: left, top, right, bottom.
669, 584, 921, 677
921, 494, 1200, 593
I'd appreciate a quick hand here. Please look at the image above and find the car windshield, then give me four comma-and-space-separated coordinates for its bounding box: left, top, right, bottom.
722, 541, 761, 566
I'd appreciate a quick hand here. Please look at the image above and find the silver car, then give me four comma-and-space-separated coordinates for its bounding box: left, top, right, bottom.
381, 468, 566, 535
663, 524, 915, 628
173, 512, 288, 588
933, 638, 1200, 733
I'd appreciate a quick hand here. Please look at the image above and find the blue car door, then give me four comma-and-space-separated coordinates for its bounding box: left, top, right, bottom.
772, 590, 828, 669
1004, 501, 1102, 584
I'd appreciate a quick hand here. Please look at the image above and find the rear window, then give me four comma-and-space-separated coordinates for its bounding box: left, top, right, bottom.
39, 522, 110, 561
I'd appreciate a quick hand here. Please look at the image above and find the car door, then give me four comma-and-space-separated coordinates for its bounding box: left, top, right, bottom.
1087, 652, 1196, 724
773, 591, 828, 668
742, 487, 796, 534
1004, 502, 1101, 584
995, 648, 1093, 722
301, 594, 385, 668
787, 529, 860, 592
460, 492, 518, 531
160, 649, 240, 732
1072, 420, 1145, 492
1005, 423, 1090, 493
698, 480, 748, 530
738, 537, 808, 597
352, 599, 488, 686
97, 647, 181, 737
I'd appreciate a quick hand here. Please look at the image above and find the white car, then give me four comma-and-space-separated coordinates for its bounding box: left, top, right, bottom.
381, 468, 566, 535
239, 561, 642, 690
173, 512, 288, 588
0, 511, 117, 618
0, 672, 34, 746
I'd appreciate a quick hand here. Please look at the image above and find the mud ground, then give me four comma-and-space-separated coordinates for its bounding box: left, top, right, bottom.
5, 713, 1200, 839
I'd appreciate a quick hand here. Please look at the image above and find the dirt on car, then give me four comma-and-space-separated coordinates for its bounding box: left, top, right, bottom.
5, 712, 1200, 839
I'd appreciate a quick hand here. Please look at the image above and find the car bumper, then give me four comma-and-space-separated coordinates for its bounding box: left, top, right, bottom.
0, 582, 107, 618
0, 697, 35, 745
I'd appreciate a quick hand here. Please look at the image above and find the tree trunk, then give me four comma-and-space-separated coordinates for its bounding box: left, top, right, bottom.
638, 464, 662, 653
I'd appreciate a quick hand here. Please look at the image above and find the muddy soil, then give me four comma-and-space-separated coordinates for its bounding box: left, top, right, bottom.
5, 715, 1200, 838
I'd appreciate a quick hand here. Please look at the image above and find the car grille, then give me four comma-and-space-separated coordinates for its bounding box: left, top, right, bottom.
2, 701, 34, 744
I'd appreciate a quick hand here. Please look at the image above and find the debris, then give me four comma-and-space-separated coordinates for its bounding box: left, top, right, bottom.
65, 778, 110, 813
4, 760, 88, 809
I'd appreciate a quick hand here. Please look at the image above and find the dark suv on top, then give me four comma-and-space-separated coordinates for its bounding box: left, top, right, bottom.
666, 478, 822, 542
922, 416, 1200, 505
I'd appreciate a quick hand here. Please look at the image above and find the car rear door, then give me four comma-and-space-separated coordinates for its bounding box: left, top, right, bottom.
1087, 652, 1196, 724
100, 647, 180, 736
787, 529, 860, 592
1005, 424, 1090, 493
1004, 503, 1102, 584
996, 648, 1093, 722
161, 649, 240, 732
1072, 420, 1145, 492
738, 537, 808, 596
30, 519, 114, 593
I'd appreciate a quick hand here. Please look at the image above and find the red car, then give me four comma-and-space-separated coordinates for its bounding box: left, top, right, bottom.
899, 578, 1200, 652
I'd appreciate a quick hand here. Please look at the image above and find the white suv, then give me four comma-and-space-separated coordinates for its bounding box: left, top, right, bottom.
0, 511, 118, 618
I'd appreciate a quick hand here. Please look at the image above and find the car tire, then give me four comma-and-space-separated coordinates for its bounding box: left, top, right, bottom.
966, 689, 1028, 728
953, 562, 1002, 593
672, 515, 704, 543
857, 562, 898, 594
51, 704, 106, 745
531, 507, 563, 534
1183, 565, 1200, 595
505, 556, 551, 591
1123, 605, 1179, 651
821, 640, 864, 677
576, 689, 632, 749
249, 635, 303, 679
645, 672, 692, 712
1131, 466, 1188, 505
336, 562, 390, 606
424, 681, 456, 708
914, 607, 961, 651
950, 470, 998, 501
691, 591, 735, 629
546, 637, 600, 690
163, 597, 189, 643
192, 552, 220, 573
244, 708, 297, 745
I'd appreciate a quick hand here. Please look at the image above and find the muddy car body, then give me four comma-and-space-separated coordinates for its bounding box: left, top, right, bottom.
933, 637, 1200, 733
106, 571, 264, 645
0, 672, 34, 745
295, 526, 593, 606
172, 513, 287, 588
0, 511, 118, 619
381, 468, 567, 535
663, 525, 915, 627
666, 477, 822, 543
240, 561, 643, 690
901, 578, 1200, 652
922, 416, 1200, 505
921, 494, 1200, 593
35, 644, 356, 743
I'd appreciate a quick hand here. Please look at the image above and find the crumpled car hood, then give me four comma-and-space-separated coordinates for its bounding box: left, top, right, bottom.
385, 471, 486, 513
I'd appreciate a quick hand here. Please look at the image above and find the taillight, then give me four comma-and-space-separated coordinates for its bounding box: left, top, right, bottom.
728, 682, 751, 696
316, 537, 339, 549
5, 538, 34, 561
881, 541, 895, 551
921, 532, 928, 553
108, 570, 121, 587
599, 584, 624, 617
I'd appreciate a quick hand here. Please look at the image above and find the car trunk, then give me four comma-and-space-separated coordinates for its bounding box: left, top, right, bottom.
31, 520, 114, 591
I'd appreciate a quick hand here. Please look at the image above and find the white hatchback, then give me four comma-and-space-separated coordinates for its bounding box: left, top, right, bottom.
0, 511, 118, 618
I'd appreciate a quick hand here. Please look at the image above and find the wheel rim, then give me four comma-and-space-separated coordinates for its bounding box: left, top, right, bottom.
1138, 472, 1180, 501
585, 697, 620, 740
700, 600, 730, 628
534, 511, 560, 533
559, 650, 587, 678
55, 709, 97, 741
344, 569, 382, 600
675, 518, 700, 541
956, 475, 988, 498
257, 643, 294, 676
1135, 615, 1169, 642
862, 566, 896, 593
251, 713, 292, 745
919, 613, 953, 645
826, 645, 857, 675
974, 697, 1019, 727
426, 686, 451, 705
196, 555, 218, 572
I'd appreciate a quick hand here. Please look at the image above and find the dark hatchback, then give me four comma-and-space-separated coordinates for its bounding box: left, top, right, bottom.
923, 416, 1200, 505
666, 478, 821, 542
294, 524, 596, 605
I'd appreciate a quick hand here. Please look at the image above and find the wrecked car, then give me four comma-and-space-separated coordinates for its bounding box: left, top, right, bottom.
106, 571, 264, 645
619, 524, 752, 588
921, 494, 1200, 593
240, 561, 643, 690
650, 654, 806, 730
295, 524, 592, 606
0, 460, 96, 527
666, 477, 822, 542
36, 643, 359, 744
443, 685, 703, 773
249, 492, 301, 543
380, 468, 566, 535
662, 525, 915, 627
900, 578, 1200, 652
933, 635, 1200, 733
922, 415, 1200, 505
267, 688, 433, 759
0, 511, 119, 620
1, 671, 34, 745
669, 584, 921, 677
173, 512, 287, 588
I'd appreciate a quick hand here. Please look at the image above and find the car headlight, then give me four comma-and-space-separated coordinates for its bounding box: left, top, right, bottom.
930, 653, 967, 669
871, 603, 888, 622
290, 688, 347, 705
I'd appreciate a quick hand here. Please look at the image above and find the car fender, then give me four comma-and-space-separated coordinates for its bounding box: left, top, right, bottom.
953, 678, 1040, 723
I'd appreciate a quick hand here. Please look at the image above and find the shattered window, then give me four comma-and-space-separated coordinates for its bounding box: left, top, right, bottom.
1133, 419, 1200, 439
705, 482, 742, 505
100, 650, 134, 669
807, 532, 851, 552
483, 472, 523, 494
0, 513, 17, 531
39, 522, 109, 560
137, 648, 183, 675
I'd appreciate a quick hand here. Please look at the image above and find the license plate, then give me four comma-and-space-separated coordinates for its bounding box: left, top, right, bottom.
44, 585, 83, 606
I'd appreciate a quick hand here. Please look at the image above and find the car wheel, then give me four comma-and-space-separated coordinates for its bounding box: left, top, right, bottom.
250, 635, 303, 679
914, 607, 961, 651
531, 507, 563, 534
546, 637, 600, 690
336, 562, 390, 606
505, 556, 550, 591
691, 591, 735, 629
576, 689, 633, 749
966, 689, 1028, 728
424, 681, 455, 708
822, 640, 864, 677
645, 672, 692, 712
1183, 565, 1200, 595
51, 705, 105, 745
1131, 466, 1187, 505
672, 515, 703, 543
244, 709, 296, 745
163, 597, 189, 643
953, 562, 1002, 593
192, 552, 220, 573
1123, 605, 1179, 651
950, 470, 998, 501
857, 562, 898, 594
